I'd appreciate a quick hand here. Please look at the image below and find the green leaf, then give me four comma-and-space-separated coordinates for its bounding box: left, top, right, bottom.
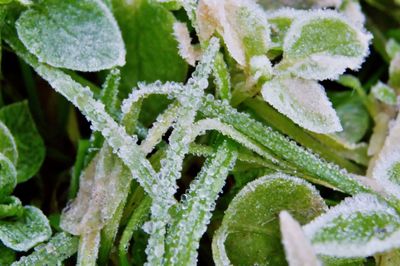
261, 76, 342, 133
277, 10, 371, 80
212, 173, 327, 266
303, 193, 400, 257
0, 244, 15, 266
111, 0, 187, 96
0, 121, 18, 165
0, 153, 17, 202
0, 196, 23, 219
371, 81, 397, 105
329, 90, 370, 144
12, 232, 78, 266
0, 101, 45, 183
0, 206, 51, 251
16, 0, 126, 72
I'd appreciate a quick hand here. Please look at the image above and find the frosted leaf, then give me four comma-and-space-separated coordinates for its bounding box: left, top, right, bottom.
197, 0, 270, 65
145, 38, 220, 265
249, 55, 273, 83
121, 81, 184, 115
213, 52, 231, 100
340, 0, 365, 27
261, 76, 342, 133
60, 144, 131, 235
165, 141, 237, 265
277, 10, 371, 80
173, 22, 201, 66
212, 173, 327, 265
140, 102, 180, 155
370, 115, 400, 197
12, 232, 78, 266
258, 0, 341, 10
303, 193, 400, 257
371, 81, 397, 105
0, 206, 51, 251
191, 118, 278, 163
16, 0, 126, 72
386, 39, 400, 60
6, 34, 158, 199
77, 231, 100, 266
199, 97, 368, 194
0, 153, 17, 201
0, 121, 18, 165
389, 53, 400, 89
279, 211, 321, 266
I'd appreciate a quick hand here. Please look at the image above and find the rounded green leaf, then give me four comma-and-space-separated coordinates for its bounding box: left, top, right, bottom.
212, 173, 327, 266
0, 206, 51, 251
304, 193, 400, 257
16, 0, 126, 72
278, 10, 371, 80
0, 121, 18, 165
0, 153, 17, 201
261, 76, 342, 133
0, 102, 45, 183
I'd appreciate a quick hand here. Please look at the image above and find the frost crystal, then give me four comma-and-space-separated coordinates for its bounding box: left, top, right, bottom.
16, 0, 126, 72
279, 10, 371, 80
279, 211, 321, 266
261, 77, 342, 133
303, 193, 400, 257
173, 22, 201, 66
197, 0, 270, 65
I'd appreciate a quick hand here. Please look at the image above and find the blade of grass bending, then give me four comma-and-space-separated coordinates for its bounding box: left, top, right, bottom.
164, 140, 237, 265
200, 97, 370, 195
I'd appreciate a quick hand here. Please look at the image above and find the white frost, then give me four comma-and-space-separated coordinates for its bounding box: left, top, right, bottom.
279, 211, 321, 266
261, 76, 342, 133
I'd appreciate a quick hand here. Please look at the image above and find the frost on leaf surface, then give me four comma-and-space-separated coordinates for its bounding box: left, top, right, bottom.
370, 115, 400, 196
258, 0, 341, 10
197, 0, 270, 66
303, 193, 400, 257
173, 22, 200, 66
261, 76, 342, 133
60, 145, 130, 235
12, 232, 78, 266
16, 0, 126, 72
212, 173, 326, 266
277, 10, 371, 80
279, 211, 320, 266
0, 206, 51, 251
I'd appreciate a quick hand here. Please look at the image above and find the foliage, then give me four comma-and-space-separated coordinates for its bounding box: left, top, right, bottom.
0, 0, 399, 265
